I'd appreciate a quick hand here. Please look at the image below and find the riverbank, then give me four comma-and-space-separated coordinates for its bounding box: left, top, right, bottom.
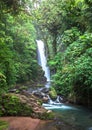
0, 117, 78, 130
0, 117, 40, 130
0, 114, 91, 130
36, 119, 83, 130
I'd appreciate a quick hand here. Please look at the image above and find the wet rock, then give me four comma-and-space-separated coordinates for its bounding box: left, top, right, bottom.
59, 96, 66, 103
47, 110, 52, 113
40, 87, 49, 93
42, 96, 49, 103
9, 89, 17, 93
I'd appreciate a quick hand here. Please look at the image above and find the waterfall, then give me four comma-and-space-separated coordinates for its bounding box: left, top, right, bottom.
36, 40, 50, 82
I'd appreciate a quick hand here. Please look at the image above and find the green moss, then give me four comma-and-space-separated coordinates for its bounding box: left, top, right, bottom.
0, 120, 8, 130
19, 86, 28, 91
49, 87, 57, 100
0, 94, 33, 116
37, 99, 43, 105
36, 84, 43, 88
40, 111, 55, 120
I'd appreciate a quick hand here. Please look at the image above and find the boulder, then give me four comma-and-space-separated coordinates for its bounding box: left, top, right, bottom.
32, 91, 43, 98
8, 89, 17, 93
42, 96, 49, 103
40, 87, 49, 93
49, 87, 57, 100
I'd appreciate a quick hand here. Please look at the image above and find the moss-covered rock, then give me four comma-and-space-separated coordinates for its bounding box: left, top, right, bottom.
49, 87, 57, 100
0, 93, 54, 120
0, 94, 33, 116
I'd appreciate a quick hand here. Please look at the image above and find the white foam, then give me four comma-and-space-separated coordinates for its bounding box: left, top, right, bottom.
43, 103, 77, 110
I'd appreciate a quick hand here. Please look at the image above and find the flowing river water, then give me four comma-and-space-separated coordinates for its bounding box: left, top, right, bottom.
41, 102, 92, 130
36, 40, 92, 130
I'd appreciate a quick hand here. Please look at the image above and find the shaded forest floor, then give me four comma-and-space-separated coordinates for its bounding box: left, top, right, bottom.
0, 117, 40, 130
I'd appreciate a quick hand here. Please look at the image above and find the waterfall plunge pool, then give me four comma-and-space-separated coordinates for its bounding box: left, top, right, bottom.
42, 102, 92, 130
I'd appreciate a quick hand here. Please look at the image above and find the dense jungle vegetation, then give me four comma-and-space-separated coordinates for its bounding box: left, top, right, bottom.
0, 0, 42, 94
35, 0, 92, 107
0, 0, 92, 108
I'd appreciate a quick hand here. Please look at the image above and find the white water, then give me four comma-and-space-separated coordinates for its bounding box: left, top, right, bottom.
43, 103, 77, 110
36, 40, 92, 130
42, 95, 77, 110
37, 40, 50, 82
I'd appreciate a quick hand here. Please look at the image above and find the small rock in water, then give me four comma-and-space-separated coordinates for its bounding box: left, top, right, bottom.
43, 96, 49, 103
89, 127, 92, 130
41, 87, 49, 93
47, 110, 52, 113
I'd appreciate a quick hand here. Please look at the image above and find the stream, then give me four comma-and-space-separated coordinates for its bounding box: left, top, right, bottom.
35, 40, 92, 130
42, 102, 92, 130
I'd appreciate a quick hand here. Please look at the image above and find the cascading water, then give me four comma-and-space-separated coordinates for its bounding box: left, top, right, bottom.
36, 40, 50, 82
36, 40, 92, 130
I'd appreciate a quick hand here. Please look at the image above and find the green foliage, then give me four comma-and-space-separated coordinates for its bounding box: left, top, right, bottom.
0, 120, 8, 130
0, 0, 92, 107
40, 111, 55, 120
35, 0, 88, 55
0, 29, 17, 85
0, 7, 39, 92
63, 33, 92, 63
0, 0, 32, 15
33, 0, 92, 106
48, 53, 62, 72
73, 53, 92, 89
52, 29, 92, 105
0, 73, 7, 94
11, 13, 38, 83
0, 94, 33, 116
61, 27, 81, 47
19, 86, 28, 91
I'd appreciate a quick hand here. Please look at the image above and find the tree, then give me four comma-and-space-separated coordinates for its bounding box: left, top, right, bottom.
0, 0, 32, 14
0, 1, 39, 91
35, 0, 87, 56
